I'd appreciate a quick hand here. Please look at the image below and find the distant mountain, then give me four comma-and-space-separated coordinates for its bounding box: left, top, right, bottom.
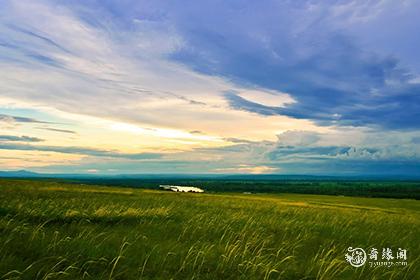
0, 170, 41, 177
1, 170, 419, 180
0, 170, 98, 179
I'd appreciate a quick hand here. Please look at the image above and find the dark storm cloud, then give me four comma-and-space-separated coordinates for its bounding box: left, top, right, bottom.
158, 0, 420, 129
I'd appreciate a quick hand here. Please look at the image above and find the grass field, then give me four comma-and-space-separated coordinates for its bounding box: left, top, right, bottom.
0, 179, 419, 279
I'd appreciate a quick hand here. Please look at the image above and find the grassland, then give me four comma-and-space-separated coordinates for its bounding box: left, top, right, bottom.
0, 179, 419, 279
64, 177, 420, 199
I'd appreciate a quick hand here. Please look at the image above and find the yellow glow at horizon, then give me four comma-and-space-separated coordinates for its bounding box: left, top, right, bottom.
0, 150, 84, 169
109, 122, 222, 142
0, 96, 331, 161
214, 165, 279, 174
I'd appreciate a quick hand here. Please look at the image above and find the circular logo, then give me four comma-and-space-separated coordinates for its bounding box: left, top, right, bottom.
345, 247, 367, 267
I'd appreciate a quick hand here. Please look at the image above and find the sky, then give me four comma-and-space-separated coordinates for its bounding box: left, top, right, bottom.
0, 0, 419, 175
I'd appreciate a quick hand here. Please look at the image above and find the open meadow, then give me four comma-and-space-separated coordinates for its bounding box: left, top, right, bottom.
0, 179, 419, 279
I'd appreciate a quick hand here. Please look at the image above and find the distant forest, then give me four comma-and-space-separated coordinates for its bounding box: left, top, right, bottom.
33, 177, 420, 199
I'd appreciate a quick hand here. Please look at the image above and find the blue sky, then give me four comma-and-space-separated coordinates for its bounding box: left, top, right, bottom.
0, 0, 419, 175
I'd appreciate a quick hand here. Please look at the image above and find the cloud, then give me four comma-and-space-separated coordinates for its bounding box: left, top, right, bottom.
7, 24, 71, 54
223, 91, 281, 116
0, 0, 393, 142
267, 146, 376, 161
265, 158, 420, 176
0, 135, 44, 142
412, 137, 420, 144
36, 127, 77, 134
0, 0, 419, 175
162, 0, 420, 129
0, 143, 161, 160
276, 131, 320, 147
0, 114, 50, 124
222, 137, 257, 144
189, 130, 202, 134
0, 0, 233, 135
0, 114, 73, 134
180, 127, 420, 175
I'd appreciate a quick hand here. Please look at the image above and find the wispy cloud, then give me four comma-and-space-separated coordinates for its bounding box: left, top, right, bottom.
0, 135, 43, 142
36, 127, 76, 134
0, 0, 313, 139
0, 114, 50, 124
0, 143, 161, 160
166, 0, 420, 129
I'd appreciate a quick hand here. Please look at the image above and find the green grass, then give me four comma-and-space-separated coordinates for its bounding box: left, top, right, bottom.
60, 177, 420, 199
0, 179, 419, 279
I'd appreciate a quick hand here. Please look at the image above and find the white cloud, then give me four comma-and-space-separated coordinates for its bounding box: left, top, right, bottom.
277, 130, 320, 146
0, 0, 324, 144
